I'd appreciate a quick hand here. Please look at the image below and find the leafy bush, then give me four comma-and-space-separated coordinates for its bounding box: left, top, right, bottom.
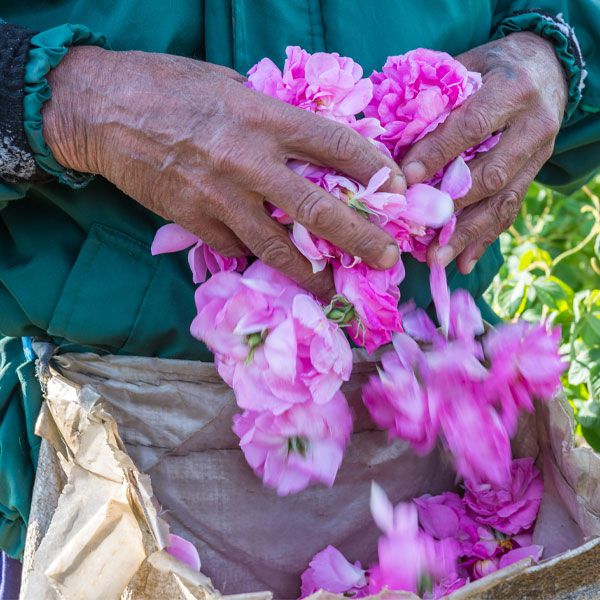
486, 177, 600, 449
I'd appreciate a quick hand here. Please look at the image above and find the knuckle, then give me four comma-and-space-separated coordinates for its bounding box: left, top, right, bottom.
295, 189, 332, 229
460, 107, 492, 144
350, 228, 381, 259
536, 109, 561, 141
454, 224, 479, 252
206, 137, 243, 174
323, 126, 361, 163
480, 160, 510, 196
214, 242, 245, 257
493, 190, 521, 229
254, 234, 294, 267
422, 138, 452, 170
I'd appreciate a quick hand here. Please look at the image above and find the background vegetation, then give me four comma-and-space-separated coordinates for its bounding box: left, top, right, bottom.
486, 176, 600, 448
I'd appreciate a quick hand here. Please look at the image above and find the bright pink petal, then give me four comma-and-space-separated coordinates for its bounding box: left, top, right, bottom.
166, 534, 201, 571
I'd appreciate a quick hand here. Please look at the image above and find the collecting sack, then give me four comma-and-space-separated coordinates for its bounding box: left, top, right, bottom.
19, 350, 600, 600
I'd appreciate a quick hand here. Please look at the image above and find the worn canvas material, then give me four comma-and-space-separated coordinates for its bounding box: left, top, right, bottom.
19, 352, 600, 600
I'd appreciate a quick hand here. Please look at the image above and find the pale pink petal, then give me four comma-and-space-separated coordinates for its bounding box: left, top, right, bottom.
370, 482, 395, 534
151, 223, 198, 255
440, 156, 472, 200
430, 262, 450, 336
404, 184, 453, 227
166, 534, 201, 571
264, 318, 297, 380
498, 545, 543, 569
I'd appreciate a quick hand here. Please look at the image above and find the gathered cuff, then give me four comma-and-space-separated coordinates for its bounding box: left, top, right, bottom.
23, 24, 109, 189
492, 10, 586, 122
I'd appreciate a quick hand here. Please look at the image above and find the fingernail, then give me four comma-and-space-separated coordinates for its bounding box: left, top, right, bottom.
435, 246, 454, 267
465, 259, 478, 274
390, 174, 407, 194
403, 161, 427, 184
378, 243, 399, 269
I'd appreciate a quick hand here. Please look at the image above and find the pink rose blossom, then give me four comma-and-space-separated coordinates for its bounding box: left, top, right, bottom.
370, 483, 436, 594
484, 323, 566, 435
333, 260, 404, 353
192, 262, 351, 413
300, 546, 368, 598
247, 46, 373, 123
151, 223, 247, 284
370, 483, 458, 595
414, 492, 479, 555
436, 381, 512, 487
365, 49, 481, 158
232, 391, 352, 496
464, 458, 544, 535
362, 334, 438, 453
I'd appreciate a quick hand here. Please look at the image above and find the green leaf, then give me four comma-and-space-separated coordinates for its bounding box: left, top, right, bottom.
519, 247, 552, 271
576, 400, 600, 429
580, 425, 600, 452
533, 277, 568, 310
568, 347, 600, 386
580, 313, 600, 346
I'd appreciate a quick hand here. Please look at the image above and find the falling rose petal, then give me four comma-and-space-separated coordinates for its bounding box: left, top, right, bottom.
430, 262, 450, 336
370, 482, 395, 534
151, 223, 198, 255
438, 214, 457, 246
440, 156, 472, 200
166, 534, 201, 571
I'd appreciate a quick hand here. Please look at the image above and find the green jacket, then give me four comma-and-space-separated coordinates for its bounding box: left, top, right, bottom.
1, 0, 599, 557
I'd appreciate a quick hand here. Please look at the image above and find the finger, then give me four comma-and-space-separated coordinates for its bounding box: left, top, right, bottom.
258, 163, 400, 270
454, 126, 551, 211
280, 108, 406, 193
429, 151, 549, 273
172, 214, 249, 257
227, 198, 336, 300
400, 81, 513, 185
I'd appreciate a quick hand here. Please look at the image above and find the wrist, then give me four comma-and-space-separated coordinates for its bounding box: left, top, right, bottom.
43, 45, 111, 174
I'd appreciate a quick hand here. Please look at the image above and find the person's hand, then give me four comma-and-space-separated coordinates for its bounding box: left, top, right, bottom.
400, 32, 568, 273
43, 47, 407, 299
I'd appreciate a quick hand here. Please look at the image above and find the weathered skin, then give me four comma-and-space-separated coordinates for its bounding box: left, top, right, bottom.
401, 33, 568, 273
43, 47, 407, 300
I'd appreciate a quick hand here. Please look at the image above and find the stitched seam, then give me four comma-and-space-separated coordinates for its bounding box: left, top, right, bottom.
119, 257, 161, 352
317, 0, 327, 50
306, 0, 315, 53
61, 240, 101, 335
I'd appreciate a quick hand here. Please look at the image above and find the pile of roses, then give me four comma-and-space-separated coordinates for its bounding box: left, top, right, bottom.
152, 46, 565, 596
301, 458, 544, 598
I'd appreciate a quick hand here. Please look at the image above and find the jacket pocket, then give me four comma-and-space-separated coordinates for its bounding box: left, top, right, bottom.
47, 223, 158, 353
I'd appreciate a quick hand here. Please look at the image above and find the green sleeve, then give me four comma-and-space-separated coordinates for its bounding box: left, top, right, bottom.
492, 1, 600, 193
0, 23, 107, 210
23, 24, 109, 189
0, 337, 42, 559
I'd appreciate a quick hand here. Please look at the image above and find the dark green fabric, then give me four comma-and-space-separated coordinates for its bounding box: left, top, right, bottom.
0, 0, 599, 556
0, 338, 41, 559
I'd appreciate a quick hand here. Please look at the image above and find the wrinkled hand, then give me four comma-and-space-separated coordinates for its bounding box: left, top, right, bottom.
401, 32, 568, 274
44, 47, 406, 299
